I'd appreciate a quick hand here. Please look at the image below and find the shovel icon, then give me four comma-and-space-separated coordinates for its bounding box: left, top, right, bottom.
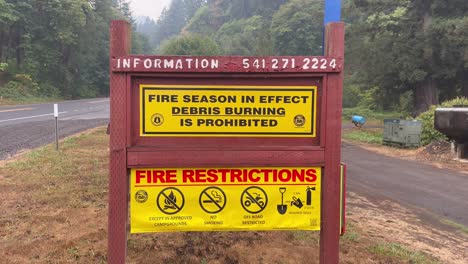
277, 187, 287, 215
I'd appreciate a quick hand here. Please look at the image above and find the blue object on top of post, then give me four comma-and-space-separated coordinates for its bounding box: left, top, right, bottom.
324, 0, 342, 25
323, 0, 342, 55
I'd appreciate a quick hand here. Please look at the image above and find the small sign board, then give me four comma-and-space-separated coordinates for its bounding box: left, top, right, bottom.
130, 167, 321, 233
140, 85, 317, 137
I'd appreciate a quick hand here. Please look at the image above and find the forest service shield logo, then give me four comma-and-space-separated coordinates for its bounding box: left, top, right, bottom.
294, 114, 306, 127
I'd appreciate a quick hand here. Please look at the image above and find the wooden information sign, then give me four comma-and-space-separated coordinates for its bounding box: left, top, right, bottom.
109, 20, 344, 264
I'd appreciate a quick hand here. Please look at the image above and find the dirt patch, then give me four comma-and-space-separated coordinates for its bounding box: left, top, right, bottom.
424, 140, 452, 155
347, 192, 468, 264
127, 231, 320, 264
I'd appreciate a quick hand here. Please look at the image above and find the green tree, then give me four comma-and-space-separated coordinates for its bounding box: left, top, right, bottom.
184, 5, 218, 36
0, 0, 30, 71
154, 0, 208, 49
0, 0, 137, 99
137, 17, 159, 50
160, 34, 221, 55
214, 0, 286, 20
270, 0, 323, 55
345, 0, 468, 114
215, 16, 272, 55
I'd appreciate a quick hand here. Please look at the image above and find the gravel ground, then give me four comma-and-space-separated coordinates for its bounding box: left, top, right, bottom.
0, 118, 109, 160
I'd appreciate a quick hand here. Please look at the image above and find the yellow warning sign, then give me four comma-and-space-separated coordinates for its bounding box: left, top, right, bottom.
140, 85, 317, 137
130, 167, 321, 233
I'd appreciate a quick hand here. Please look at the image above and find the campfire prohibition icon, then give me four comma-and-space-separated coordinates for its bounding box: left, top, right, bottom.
157, 187, 185, 214
164, 191, 177, 210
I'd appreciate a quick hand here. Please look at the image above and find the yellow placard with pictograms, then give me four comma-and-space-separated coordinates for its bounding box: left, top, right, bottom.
140, 85, 317, 137
130, 167, 321, 233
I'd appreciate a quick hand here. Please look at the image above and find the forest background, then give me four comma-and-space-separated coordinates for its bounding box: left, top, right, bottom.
0, 0, 466, 115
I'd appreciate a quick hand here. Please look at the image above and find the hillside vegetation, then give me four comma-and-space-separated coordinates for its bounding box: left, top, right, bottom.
139, 0, 467, 115
1, 0, 466, 114
0, 0, 150, 101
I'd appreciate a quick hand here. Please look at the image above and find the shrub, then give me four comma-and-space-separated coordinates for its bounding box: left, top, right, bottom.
357, 86, 379, 110
14, 74, 40, 94
0, 81, 26, 99
343, 84, 362, 108
39, 83, 61, 98
417, 97, 468, 145
0, 62, 8, 72
77, 87, 98, 98
418, 105, 446, 146
0, 74, 41, 99
398, 90, 413, 113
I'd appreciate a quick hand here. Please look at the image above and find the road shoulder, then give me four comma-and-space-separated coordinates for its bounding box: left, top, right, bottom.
347, 192, 468, 264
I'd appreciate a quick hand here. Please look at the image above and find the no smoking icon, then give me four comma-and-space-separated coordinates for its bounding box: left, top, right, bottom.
199, 187, 226, 214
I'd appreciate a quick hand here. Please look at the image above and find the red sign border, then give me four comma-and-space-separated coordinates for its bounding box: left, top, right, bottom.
108, 20, 344, 264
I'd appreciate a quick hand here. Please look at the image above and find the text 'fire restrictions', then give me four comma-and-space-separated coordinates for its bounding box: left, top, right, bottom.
130, 167, 321, 233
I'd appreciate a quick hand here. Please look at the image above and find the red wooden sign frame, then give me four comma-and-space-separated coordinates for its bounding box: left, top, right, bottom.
108, 20, 344, 264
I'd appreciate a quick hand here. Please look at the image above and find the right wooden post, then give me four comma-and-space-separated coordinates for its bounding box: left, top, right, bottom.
320, 22, 345, 264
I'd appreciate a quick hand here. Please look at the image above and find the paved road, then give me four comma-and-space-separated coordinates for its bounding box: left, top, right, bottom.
0, 99, 109, 160
343, 142, 468, 226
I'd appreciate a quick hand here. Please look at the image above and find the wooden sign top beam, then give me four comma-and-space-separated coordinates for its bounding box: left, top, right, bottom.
111, 56, 342, 73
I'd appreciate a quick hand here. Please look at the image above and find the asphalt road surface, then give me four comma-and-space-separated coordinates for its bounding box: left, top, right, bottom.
343, 142, 468, 226
0, 98, 109, 160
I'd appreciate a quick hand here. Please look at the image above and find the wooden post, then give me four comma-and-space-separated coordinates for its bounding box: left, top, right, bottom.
108, 20, 131, 264
320, 22, 345, 264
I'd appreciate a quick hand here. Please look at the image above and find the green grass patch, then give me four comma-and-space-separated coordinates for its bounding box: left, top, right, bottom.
369, 242, 439, 264
342, 231, 360, 242
343, 107, 406, 125
441, 219, 468, 234
340, 222, 360, 243
342, 128, 383, 144
0, 96, 62, 106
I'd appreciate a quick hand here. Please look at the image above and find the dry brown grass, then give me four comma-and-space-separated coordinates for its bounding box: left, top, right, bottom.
0, 128, 451, 263
0, 128, 109, 263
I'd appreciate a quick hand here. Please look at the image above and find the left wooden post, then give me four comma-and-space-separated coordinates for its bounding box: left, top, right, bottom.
108, 20, 131, 264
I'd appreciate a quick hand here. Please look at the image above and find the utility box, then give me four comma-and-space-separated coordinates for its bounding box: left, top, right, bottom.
383, 119, 422, 147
